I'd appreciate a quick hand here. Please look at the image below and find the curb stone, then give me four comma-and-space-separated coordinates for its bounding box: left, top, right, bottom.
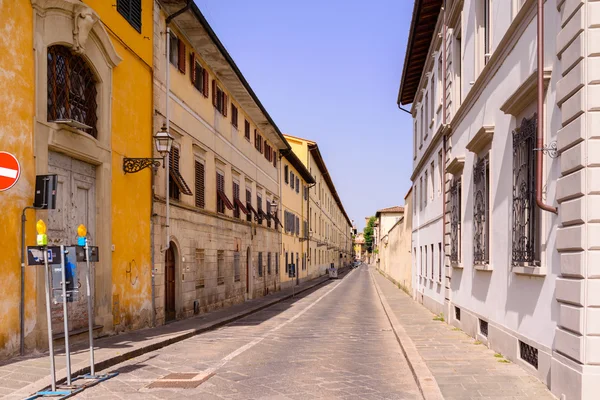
9, 271, 348, 399
369, 268, 445, 400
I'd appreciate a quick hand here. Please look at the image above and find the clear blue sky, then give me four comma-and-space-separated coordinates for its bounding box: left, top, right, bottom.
197, 0, 415, 231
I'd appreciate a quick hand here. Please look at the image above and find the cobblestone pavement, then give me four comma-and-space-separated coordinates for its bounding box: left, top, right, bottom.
371, 268, 557, 400
71, 266, 422, 399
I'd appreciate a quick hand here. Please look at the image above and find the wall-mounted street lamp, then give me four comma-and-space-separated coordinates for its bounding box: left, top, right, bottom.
123, 124, 174, 174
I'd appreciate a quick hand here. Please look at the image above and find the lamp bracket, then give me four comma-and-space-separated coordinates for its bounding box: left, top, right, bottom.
123, 157, 164, 174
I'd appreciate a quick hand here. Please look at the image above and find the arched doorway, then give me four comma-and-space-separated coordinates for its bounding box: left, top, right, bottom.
165, 244, 177, 322
246, 247, 252, 300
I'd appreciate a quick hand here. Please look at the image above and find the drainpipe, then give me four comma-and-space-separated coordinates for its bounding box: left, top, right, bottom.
536, 0, 557, 214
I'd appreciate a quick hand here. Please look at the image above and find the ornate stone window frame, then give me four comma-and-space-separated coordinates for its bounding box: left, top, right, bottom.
32, 0, 122, 330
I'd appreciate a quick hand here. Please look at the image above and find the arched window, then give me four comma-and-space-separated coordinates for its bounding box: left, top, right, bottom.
47, 45, 98, 138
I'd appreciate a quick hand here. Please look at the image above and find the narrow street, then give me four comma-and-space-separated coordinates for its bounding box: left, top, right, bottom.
73, 266, 422, 400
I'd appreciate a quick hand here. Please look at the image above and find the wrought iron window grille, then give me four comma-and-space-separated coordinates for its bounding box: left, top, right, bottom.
47, 46, 98, 138
520, 341, 538, 369
479, 319, 488, 337
450, 177, 462, 264
473, 156, 490, 265
512, 115, 540, 266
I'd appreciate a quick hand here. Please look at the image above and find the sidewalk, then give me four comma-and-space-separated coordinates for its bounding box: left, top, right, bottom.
371, 267, 556, 400
0, 272, 339, 399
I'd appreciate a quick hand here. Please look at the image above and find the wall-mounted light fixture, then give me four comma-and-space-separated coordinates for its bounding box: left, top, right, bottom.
123, 124, 174, 174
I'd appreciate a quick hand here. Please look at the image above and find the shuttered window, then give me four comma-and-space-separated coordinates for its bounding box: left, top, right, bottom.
295, 177, 299, 193
233, 181, 241, 218
258, 252, 263, 277
217, 250, 225, 285
212, 80, 227, 116
169, 33, 178, 67
284, 166, 289, 184
231, 104, 238, 128
216, 172, 233, 213
177, 38, 185, 73
290, 172, 295, 189
194, 161, 205, 209
234, 252, 240, 282
169, 146, 192, 200
190, 55, 208, 96
117, 0, 142, 32
257, 194, 263, 224
267, 252, 272, 275
244, 120, 250, 140
246, 189, 253, 222
195, 249, 204, 288
273, 150, 277, 168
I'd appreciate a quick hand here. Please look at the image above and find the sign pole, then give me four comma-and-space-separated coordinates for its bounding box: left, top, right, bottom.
85, 238, 95, 376
43, 247, 57, 392
60, 245, 72, 385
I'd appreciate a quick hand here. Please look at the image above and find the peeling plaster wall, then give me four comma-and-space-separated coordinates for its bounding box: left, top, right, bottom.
0, 0, 35, 359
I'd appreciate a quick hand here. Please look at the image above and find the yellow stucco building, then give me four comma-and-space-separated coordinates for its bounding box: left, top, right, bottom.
283, 135, 353, 276
0, 0, 154, 359
279, 150, 315, 288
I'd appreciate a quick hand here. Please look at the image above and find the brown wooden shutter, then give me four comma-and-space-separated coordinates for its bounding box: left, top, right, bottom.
178, 39, 185, 73
203, 69, 209, 97
195, 161, 205, 209
223, 93, 228, 117
190, 52, 195, 84
273, 150, 277, 167
212, 80, 217, 107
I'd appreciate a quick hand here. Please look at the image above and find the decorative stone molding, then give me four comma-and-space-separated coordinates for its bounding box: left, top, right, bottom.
466, 126, 494, 154
72, 4, 98, 55
500, 70, 552, 117
446, 156, 465, 176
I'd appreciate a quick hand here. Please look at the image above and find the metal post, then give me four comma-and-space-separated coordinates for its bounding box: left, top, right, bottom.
43, 247, 57, 392
60, 245, 72, 385
85, 239, 95, 376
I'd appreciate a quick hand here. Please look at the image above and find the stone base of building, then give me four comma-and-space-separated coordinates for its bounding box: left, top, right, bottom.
447, 303, 552, 387
551, 351, 600, 400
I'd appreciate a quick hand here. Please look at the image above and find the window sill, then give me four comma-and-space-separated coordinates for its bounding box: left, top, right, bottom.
512, 265, 547, 277
474, 264, 493, 272
451, 262, 463, 269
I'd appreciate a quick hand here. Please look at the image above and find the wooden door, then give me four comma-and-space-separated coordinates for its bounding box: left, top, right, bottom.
165, 247, 176, 321
47, 151, 96, 333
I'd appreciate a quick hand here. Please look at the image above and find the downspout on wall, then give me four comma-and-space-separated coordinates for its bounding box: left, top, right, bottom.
536, 0, 557, 214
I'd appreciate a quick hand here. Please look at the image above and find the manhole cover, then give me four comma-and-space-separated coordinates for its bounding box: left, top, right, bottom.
146, 372, 215, 389
163, 373, 199, 380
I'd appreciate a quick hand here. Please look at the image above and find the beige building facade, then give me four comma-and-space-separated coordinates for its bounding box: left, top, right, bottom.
153, 1, 289, 324
399, 0, 600, 398
284, 135, 353, 275
279, 149, 315, 288
377, 191, 413, 293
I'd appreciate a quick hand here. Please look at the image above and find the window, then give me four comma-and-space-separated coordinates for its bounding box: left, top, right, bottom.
117, 0, 142, 32
267, 252, 272, 275
275, 253, 279, 275
284, 165, 289, 184
424, 171, 428, 207
190, 55, 208, 97
233, 181, 241, 218
520, 340, 538, 369
216, 171, 233, 214
438, 150, 443, 195
437, 54, 443, 106
455, 306, 461, 321
425, 246, 428, 278
290, 172, 295, 189
217, 250, 225, 285
296, 216, 300, 236
413, 121, 417, 159
483, 0, 491, 65
430, 76, 435, 125
212, 80, 227, 116
169, 146, 192, 200
295, 177, 299, 193
234, 252, 240, 282
195, 249, 205, 288
438, 242, 442, 282
473, 155, 489, 265
273, 150, 277, 168
431, 244, 434, 279
450, 177, 462, 264
231, 104, 238, 128
195, 160, 205, 209
420, 247, 424, 276
424, 93, 429, 138
264, 142, 273, 162
480, 319, 489, 337
512, 115, 539, 265
244, 120, 250, 140
285, 252, 289, 273
257, 194, 264, 224
455, 29, 463, 106
246, 188, 254, 222
47, 46, 98, 138
430, 162, 435, 200
413, 185, 417, 214
258, 252, 263, 277
419, 177, 423, 211
254, 129, 263, 153
169, 33, 185, 73
266, 200, 272, 228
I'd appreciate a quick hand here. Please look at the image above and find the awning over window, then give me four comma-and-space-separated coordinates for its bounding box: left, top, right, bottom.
217, 190, 234, 210
273, 215, 283, 228
170, 169, 193, 195
247, 202, 259, 218
234, 198, 249, 214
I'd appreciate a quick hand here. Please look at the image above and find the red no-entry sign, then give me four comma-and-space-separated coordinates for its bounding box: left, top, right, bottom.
0, 152, 21, 191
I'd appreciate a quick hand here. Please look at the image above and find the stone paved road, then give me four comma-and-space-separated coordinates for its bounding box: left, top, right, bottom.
72, 266, 422, 400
